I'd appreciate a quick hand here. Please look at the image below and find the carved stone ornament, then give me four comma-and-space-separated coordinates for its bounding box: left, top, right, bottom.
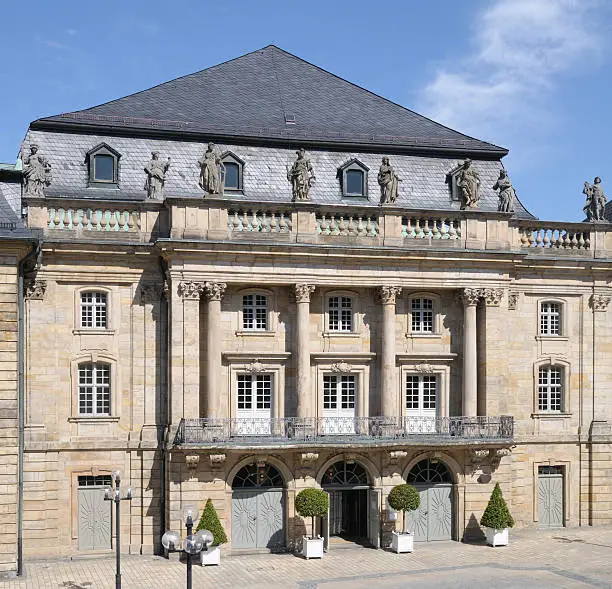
203, 282, 227, 302
287, 148, 315, 202
185, 455, 200, 470
456, 159, 481, 210
378, 157, 401, 204
245, 360, 265, 374
144, 151, 171, 199
177, 281, 203, 300
481, 288, 504, 307
470, 449, 490, 464
460, 288, 481, 307
388, 450, 408, 463
493, 169, 516, 213
22, 144, 52, 197
293, 283, 316, 303
25, 279, 46, 300
198, 142, 223, 195
414, 363, 435, 374
590, 294, 611, 312
331, 361, 353, 373
378, 286, 402, 305
300, 452, 319, 465
140, 284, 163, 304
208, 454, 227, 467
508, 292, 518, 310
583, 177, 607, 222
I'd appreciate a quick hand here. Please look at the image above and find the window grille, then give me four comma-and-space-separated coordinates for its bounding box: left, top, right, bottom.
78, 363, 111, 416
405, 374, 438, 410
81, 292, 108, 329
323, 375, 356, 409
237, 374, 272, 410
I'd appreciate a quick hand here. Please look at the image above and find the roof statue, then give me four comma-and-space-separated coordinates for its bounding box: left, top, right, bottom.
144, 151, 171, 199
583, 177, 607, 222
22, 144, 51, 197
456, 159, 480, 209
378, 157, 401, 204
493, 169, 515, 213
287, 148, 315, 201
198, 143, 224, 195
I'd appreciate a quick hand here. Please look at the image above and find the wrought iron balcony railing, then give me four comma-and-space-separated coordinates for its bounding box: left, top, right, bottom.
173, 415, 514, 446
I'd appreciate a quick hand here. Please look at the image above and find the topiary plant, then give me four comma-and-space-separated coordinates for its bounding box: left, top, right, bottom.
295, 488, 329, 539
196, 498, 228, 546
388, 484, 420, 534
480, 482, 515, 530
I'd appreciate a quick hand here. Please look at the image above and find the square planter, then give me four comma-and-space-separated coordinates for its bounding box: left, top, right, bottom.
200, 545, 221, 565
301, 536, 324, 559
391, 531, 414, 553
484, 527, 509, 547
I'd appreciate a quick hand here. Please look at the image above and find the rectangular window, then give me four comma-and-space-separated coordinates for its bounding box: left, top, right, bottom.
78, 363, 111, 416
328, 296, 353, 332
411, 298, 434, 333
540, 302, 561, 336
405, 374, 438, 412
81, 292, 108, 329
538, 366, 563, 412
242, 294, 268, 330
237, 374, 271, 410
323, 375, 356, 409
78, 475, 113, 487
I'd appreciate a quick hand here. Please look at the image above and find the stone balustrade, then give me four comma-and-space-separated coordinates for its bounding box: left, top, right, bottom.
228, 208, 292, 233
402, 215, 461, 240
316, 212, 379, 237
48, 207, 141, 232
518, 222, 591, 250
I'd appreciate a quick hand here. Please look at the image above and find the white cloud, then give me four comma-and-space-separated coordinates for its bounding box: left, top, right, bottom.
418, 0, 605, 142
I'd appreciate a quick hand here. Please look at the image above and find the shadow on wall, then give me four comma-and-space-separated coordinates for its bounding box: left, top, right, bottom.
291, 516, 308, 551
463, 512, 486, 543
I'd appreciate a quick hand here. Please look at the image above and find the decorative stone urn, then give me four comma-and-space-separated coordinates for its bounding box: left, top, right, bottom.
301, 536, 324, 559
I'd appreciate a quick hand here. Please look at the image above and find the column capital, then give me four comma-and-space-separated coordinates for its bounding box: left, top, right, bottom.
590, 293, 611, 312
481, 288, 504, 307
294, 283, 316, 303
177, 280, 204, 300
25, 279, 46, 300
203, 281, 227, 302
459, 288, 481, 307
377, 286, 402, 305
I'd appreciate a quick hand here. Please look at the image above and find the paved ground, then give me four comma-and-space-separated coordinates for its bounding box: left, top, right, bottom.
3, 526, 612, 589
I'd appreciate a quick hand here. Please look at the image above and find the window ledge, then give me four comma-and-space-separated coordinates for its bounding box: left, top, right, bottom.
73, 329, 116, 336
235, 330, 276, 337
531, 412, 572, 419
68, 416, 119, 423
535, 335, 568, 341
322, 331, 361, 338
406, 333, 442, 339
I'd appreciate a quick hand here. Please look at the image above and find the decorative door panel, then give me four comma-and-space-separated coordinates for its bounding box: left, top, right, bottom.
232, 489, 284, 549
368, 489, 381, 548
78, 487, 111, 550
405, 487, 429, 541
538, 473, 564, 528
231, 490, 258, 548
426, 485, 453, 540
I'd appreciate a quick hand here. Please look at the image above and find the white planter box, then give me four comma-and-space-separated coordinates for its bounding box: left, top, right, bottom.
484, 527, 509, 547
200, 545, 221, 565
391, 531, 414, 553
301, 536, 324, 559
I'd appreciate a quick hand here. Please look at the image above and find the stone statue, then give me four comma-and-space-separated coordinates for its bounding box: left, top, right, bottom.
492, 169, 515, 213
22, 144, 51, 197
286, 148, 315, 201
378, 157, 401, 204
456, 159, 480, 209
198, 142, 224, 195
583, 177, 607, 222
144, 151, 171, 199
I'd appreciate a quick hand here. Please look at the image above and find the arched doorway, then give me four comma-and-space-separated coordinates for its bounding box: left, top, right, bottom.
231, 463, 285, 550
321, 461, 373, 545
406, 459, 454, 542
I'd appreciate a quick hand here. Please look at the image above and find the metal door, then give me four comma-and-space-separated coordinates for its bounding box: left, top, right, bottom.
538, 467, 564, 528
232, 489, 284, 549
405, 485, 453, 541
368, 488, 380, 548
78, 486, 111, 550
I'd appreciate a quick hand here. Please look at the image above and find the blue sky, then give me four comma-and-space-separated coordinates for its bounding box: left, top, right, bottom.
1, 0, 611, 221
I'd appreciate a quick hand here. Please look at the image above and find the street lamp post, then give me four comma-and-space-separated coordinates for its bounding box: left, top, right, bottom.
162, 506, 213, 589
104, 470, 132, 589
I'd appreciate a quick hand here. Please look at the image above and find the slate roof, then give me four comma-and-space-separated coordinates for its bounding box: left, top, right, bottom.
33, 45, 507, 158
0, 165, 32, 239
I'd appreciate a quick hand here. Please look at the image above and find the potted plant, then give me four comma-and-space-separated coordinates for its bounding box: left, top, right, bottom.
388, 484, 420, 553
480, 482, 514, 547
197, 498, 227, 565
295, 488, 328, 559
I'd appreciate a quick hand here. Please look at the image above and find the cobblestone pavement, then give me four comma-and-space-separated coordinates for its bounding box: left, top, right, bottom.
3, 527, 612, 589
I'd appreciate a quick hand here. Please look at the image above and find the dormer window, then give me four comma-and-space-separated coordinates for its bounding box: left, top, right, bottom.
221, 151, 245, 192
338, 159, 369, 198
85, 143, 121, 188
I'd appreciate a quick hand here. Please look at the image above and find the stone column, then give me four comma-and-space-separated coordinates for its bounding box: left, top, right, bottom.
379, 286, 402, 418
461, 288, 480, 417
171, 280, 203, 422
294, 284, 315, 418
203, 282, 227, 419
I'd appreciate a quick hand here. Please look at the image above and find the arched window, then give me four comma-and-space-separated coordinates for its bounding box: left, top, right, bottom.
407, 459, 452, 484
78, 363, 111, 416
232, 464, 283, 488
327, 295, 353, 332
322, 461, 368, 486
411, 297, 434, 333
242, 293, 268, 330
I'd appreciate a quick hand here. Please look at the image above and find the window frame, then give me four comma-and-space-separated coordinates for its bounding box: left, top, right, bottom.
532, 358, 571, 416
326, 293, 355, 334
221, 151, 245, 193
406, 292, 442, 337
241, 292, 269, 331
236, 288, 275, 335
80, 291, 109, 330
73, 287, 114, 333
539, 300, 563, 337
77, 362, 111, 417
85, 143, 121, 188
69, 352, 118, 421
338, 159, 369, 198
399, 361, 451, 418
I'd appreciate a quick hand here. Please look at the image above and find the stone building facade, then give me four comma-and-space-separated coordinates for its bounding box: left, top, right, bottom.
8, 45, 612, 563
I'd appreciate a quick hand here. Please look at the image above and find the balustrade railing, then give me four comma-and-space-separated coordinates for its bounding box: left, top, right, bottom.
518, 224, 590, 249
173, 415, 513, 445
316, 213, 379, 237
402, 216, 461, 240
48, 207, 141, 232
228, 209, 292, 233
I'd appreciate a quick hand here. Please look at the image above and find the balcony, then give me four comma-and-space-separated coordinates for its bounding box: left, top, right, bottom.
172, 415, 514, 448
